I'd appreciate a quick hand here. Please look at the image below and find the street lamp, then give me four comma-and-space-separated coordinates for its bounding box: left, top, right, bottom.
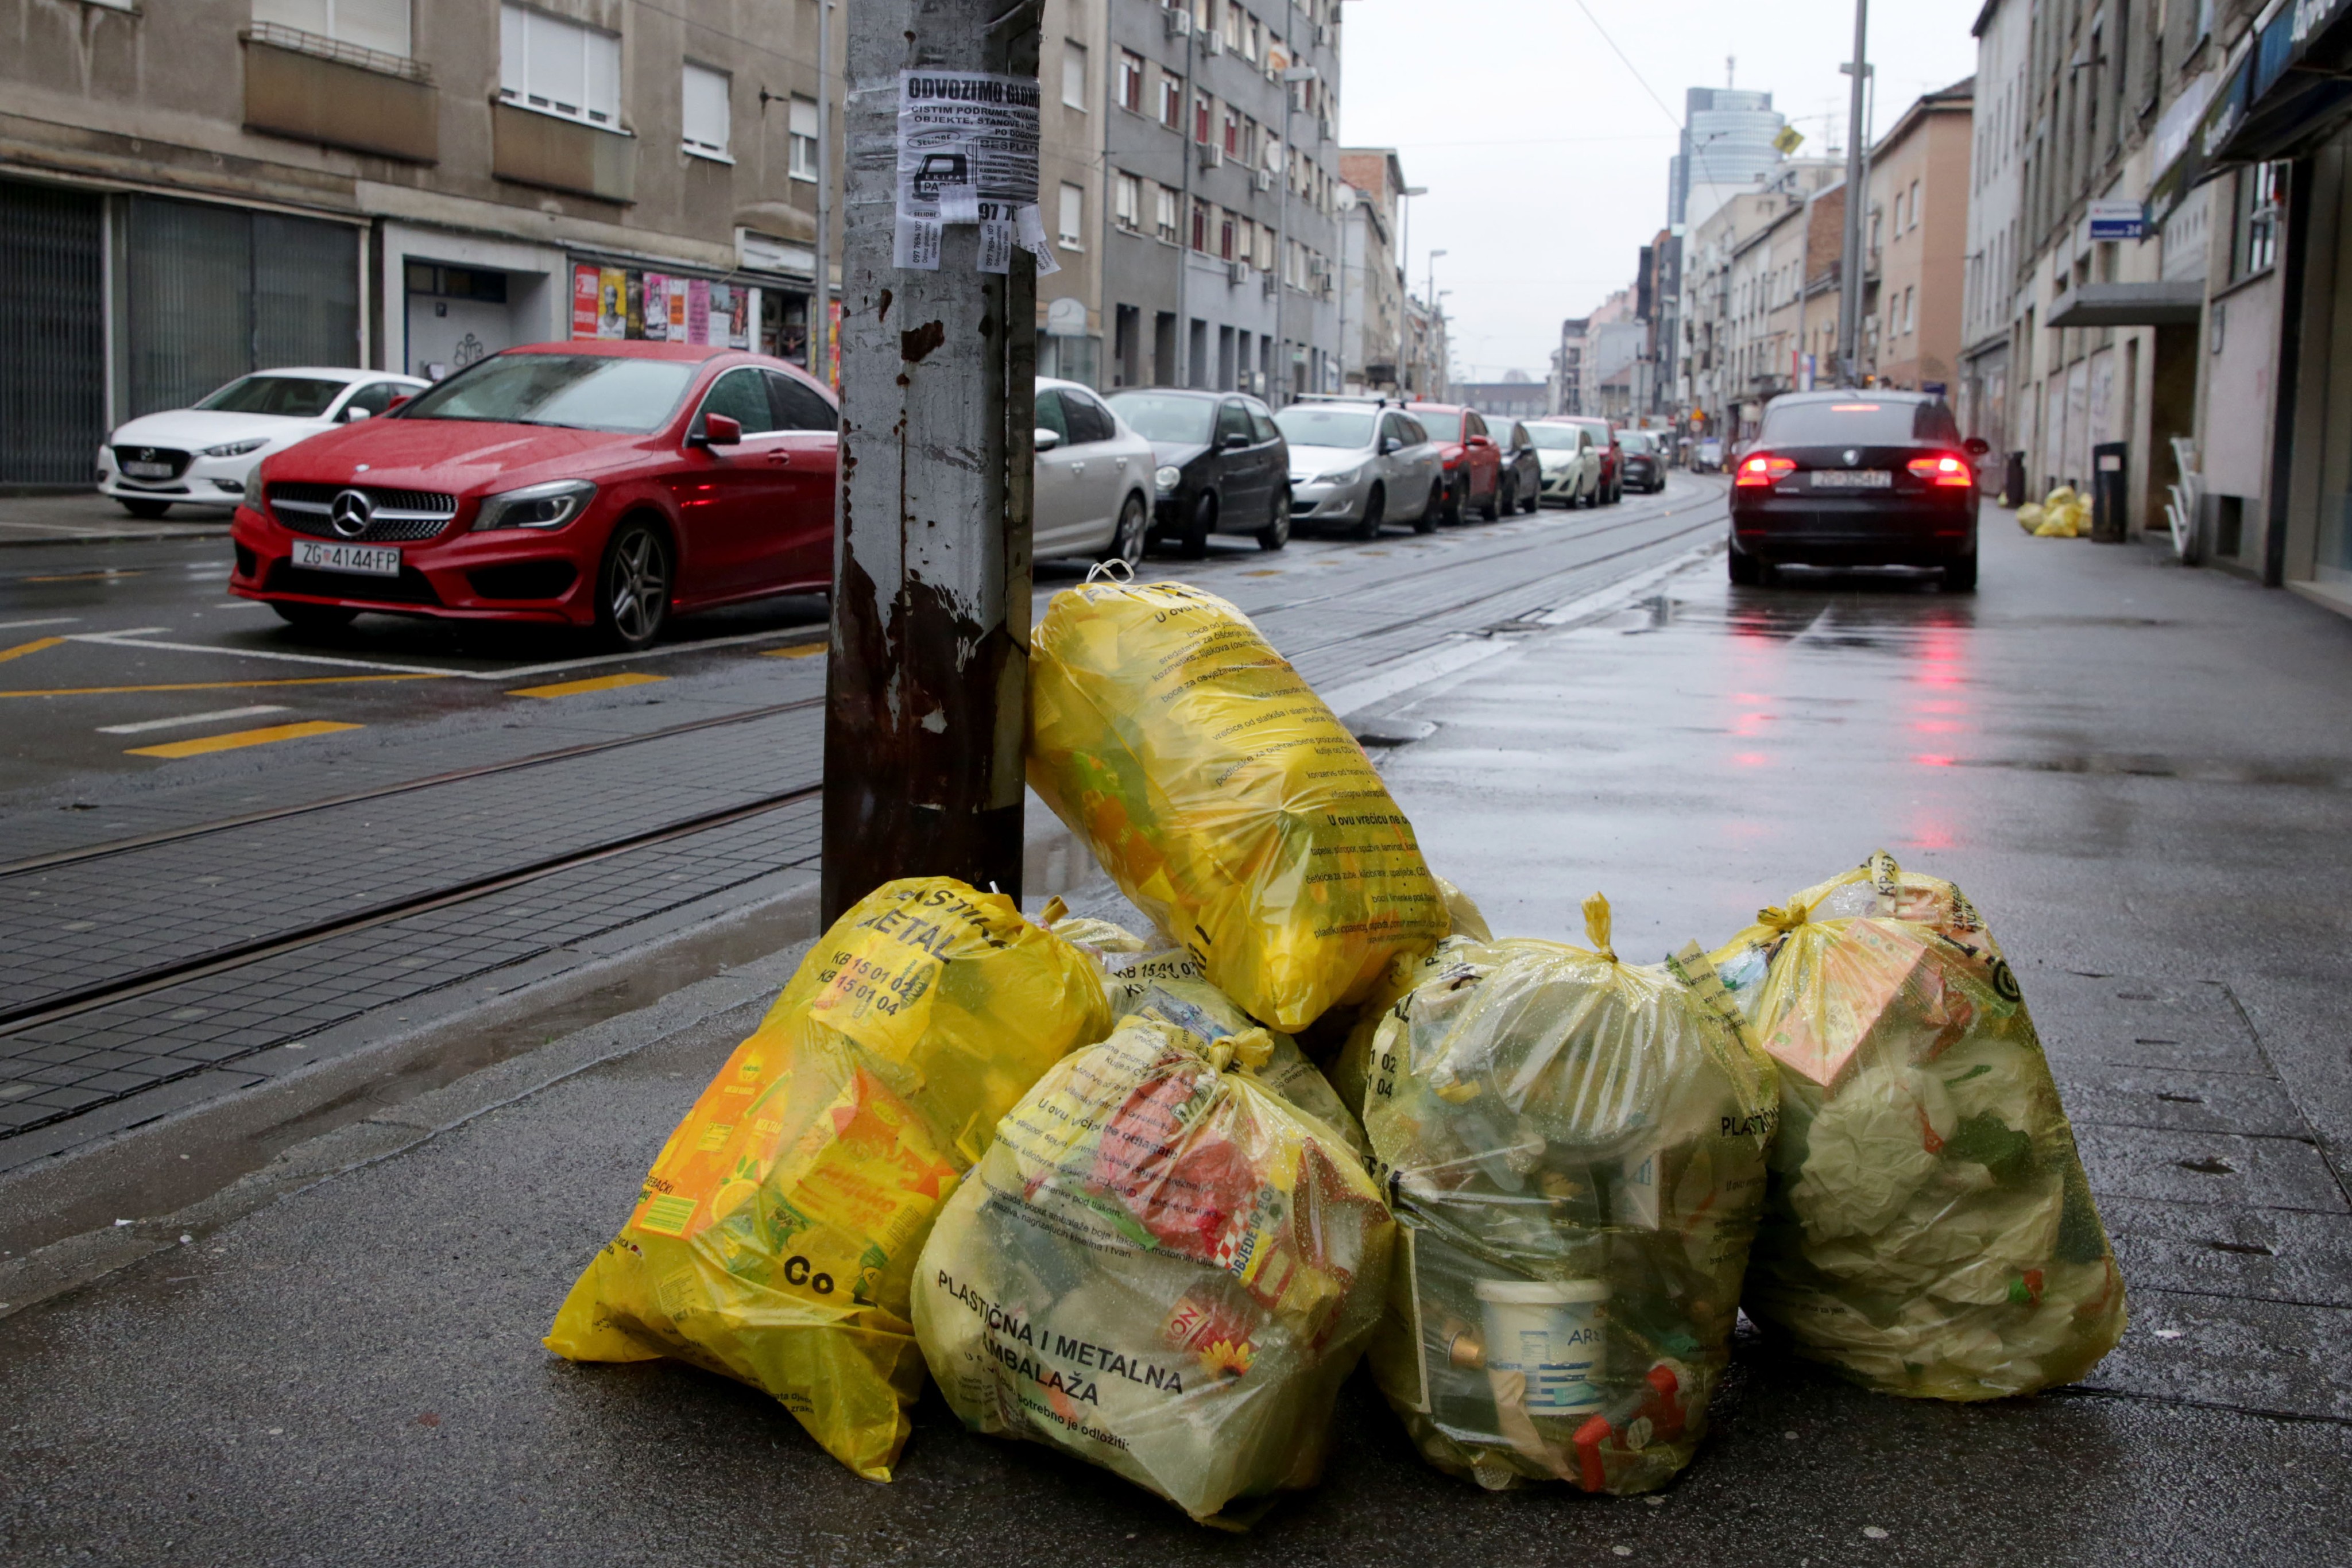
1398, 185, 1427, 393
1426, 248, 1447, 311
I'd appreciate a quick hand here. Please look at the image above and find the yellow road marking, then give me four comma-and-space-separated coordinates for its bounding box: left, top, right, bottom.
509, 671, 669, 699
0, 636, 66, 664
127, 720, 362, 759
22, 569, 146, 583
763, 642, 828, 659
0, 673, 443, 698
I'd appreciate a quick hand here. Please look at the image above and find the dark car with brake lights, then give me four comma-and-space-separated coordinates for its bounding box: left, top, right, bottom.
1487, 419, 1544, 516
1104, 388, 1290, 555
1727, 390, 1990, 592
229, 341, 839, 650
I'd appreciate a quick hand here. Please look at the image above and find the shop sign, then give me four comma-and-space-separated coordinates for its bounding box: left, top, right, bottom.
2087, 200, 2147, 242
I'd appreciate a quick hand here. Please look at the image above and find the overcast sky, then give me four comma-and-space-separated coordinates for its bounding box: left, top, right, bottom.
1336, 0, 1984, 383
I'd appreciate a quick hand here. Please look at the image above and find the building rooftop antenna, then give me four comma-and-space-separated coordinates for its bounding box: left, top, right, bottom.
1726, 55, 1735, 91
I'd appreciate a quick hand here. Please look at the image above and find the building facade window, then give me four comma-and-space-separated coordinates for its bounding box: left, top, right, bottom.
1062, 40, 1088, 110
1156, 183, 1179, 243
789, 95, 819, 180
1192, 198, 1208, 252
498, 3, 620, 127
1159, 71, 1184, 131
681, 63, 730, 160
1058, 182, 1085, 246
1115, 172, 1142, 231
1118, 49, 1145, 113
1194, 91, 1212, 145
2232, 162, 2283, 280
253, 0, 411, 59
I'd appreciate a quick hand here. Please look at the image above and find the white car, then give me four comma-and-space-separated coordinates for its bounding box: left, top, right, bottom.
1274, 400, 1444, 539
1527, 420, 1603, 507
98, 367, 430, 518
1034, 376, 1156, 564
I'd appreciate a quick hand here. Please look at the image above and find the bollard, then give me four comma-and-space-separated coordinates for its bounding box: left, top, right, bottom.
2091, 442, 2128, 543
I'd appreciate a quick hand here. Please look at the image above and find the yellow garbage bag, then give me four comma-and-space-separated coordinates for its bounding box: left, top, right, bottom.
1042, 903, 1368, 1163
544, 877, 1113, 1480
1710, 851, 2127, 1400
1027, 579, 1448, 1032
1339, 897, 1778, 1495
2015, 503, 2046, 533
912, 1016, 1394, 1525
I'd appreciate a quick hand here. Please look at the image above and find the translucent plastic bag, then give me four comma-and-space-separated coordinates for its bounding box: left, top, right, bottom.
544, 878, 1112, 1480
1027, 578, 1447, 1031
1342, 898, 1777, 1494
1042, 901, 1368, 1163
1711, 851, 2127, 1400
912, 1016, 1394, 1524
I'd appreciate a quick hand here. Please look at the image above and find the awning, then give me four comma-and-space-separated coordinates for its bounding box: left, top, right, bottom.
2206, 0, 2352, 166
2045, 280, 2206, 329
2149, 56, 2250, 221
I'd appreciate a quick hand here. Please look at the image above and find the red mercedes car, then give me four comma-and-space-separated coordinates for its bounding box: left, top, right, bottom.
230, 342, 838, 649
1405, 402, 1503, 524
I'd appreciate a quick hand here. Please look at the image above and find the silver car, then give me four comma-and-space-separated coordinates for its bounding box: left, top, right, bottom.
1033, 377, 1157, 564
1527, 420, 1603, 507
1274, 401, 1445, 540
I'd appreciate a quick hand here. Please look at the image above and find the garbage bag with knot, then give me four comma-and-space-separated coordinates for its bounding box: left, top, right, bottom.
1338, 896, 1778, 1495
1711, 850, 2127, 1400
1027, 578, 1448, 1032
912, 1015, 1394, 1526
544, 878, 1113, 1481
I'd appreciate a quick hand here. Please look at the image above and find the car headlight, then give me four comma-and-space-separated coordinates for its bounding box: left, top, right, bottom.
472, 478, 598, 531
202, 437, 270, 459
1312, 463, 1364, 486
1154, 465, 1182, 494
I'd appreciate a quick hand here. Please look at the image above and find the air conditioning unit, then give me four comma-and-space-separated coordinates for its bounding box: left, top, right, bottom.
1262, 271, 1279, 298
1200, 29, 1223, 56
1197, 140, 1223, 172
1227, 258, 1250, 285
1164, 8, 1190, 39
1252, 168, 1275, 193
1316, 21, 1332, 45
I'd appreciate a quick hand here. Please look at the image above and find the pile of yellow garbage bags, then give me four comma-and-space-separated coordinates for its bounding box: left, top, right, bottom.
2016, 485, 2089, 537
543, 571, 2127, 1525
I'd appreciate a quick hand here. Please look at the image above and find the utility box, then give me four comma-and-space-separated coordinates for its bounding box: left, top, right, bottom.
2003, 450, 2028, 508
2091, 442, 2129, 543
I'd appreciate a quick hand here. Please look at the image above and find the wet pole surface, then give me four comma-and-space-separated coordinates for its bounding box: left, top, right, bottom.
11, 502, 2349, 1563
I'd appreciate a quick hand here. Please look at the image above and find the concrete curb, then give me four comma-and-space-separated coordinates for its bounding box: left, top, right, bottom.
0, 811, 1100, 1306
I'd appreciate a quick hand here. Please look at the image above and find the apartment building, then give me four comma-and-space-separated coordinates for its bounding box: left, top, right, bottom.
1097, 0, 1345, 397
1863, 79, 1974, 394
1676, 162, 1842, 439
1039, 0, 1110, 385
1962, 0, 2032, 467
2, 0, 844, 486
1337, 146, 1406, 392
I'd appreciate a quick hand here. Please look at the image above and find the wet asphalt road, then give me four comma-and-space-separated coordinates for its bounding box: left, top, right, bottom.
7, 496, 2349, 1564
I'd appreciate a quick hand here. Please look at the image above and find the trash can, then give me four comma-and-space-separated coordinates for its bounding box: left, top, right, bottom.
2003, 451, 2028, 509
2091, 442, 2129, 543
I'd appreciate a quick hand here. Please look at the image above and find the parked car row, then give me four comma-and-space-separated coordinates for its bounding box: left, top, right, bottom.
164, 342, 1651, 652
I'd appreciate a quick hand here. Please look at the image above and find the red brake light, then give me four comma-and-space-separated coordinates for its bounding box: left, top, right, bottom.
1906, 454, 1975, 487
1735, 453, 1796, 487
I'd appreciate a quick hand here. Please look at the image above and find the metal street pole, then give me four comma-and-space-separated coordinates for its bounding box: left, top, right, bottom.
1174, 11, 1197, 387
821, 0, 1044, 922
814, 0, 834, 387
1398, 183, 1426, 392
1835, 0, 1869, 385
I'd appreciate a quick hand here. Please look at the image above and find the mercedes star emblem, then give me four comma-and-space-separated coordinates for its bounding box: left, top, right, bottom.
329, 488, 375, 539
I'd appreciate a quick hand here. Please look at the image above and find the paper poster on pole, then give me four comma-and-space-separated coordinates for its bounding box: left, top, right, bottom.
893, 70, 1043, 273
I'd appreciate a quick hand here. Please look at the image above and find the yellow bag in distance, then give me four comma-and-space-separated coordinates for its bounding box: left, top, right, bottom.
1027, 579, 1448, 1032
544, 877, 1113, 1481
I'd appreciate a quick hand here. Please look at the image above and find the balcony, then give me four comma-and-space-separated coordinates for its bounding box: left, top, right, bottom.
492, 101, 636, 204
241, 26, 438, 164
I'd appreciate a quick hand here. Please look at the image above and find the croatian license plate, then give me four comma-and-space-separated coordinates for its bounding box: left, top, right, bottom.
123, 461, 174, 479
1812, 470, 1892, 489
292, 539, 401, 577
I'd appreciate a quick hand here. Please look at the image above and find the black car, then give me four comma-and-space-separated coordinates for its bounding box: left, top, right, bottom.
1617, 429, 1667, 494
1728, 390, 1990, 592
1488, 419, 1545, 516
1104, 389, 1291, 555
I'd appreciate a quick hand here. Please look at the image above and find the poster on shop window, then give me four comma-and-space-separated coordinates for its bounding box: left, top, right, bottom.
892, 69, 1054, 276
570, 264, 756, 349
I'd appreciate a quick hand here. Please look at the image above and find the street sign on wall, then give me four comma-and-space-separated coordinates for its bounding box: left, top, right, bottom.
2088, 199, 2148, 242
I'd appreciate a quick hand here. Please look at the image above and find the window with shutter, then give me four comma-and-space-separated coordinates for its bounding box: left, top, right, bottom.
790, 96, 819, 180
498, 4, 620, 128
1062, 41, 1087, 110
1059, 183, 1085, 247
682, 63, 730, 159
252, 0, 410, 59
